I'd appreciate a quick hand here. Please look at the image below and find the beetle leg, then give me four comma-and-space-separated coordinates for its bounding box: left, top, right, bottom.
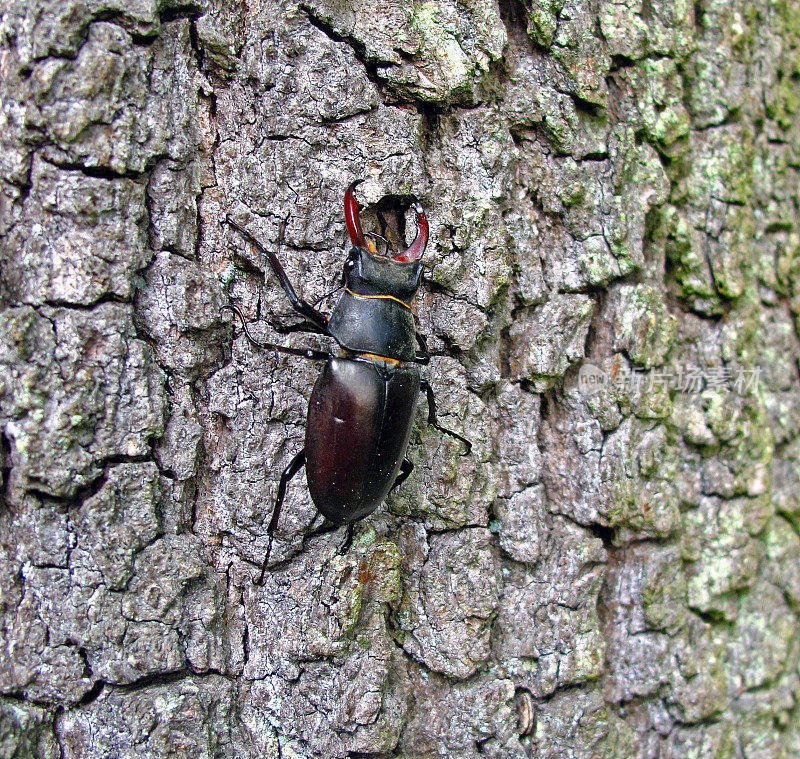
413, 332, 431, 365
256, 449, 307, 585
390, 457, 414, 493
264, 519, 342, 574
419, 379, 472, 455
222, 304, 332, 363
272, 318, 328, 336
338, 523, 356, 555
226, 216, 330, 333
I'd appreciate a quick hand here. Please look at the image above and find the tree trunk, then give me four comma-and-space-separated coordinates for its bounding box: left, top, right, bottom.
1, 0, 799, 756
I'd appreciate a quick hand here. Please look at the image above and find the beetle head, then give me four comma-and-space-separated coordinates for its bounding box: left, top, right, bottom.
341, 245, 422, 302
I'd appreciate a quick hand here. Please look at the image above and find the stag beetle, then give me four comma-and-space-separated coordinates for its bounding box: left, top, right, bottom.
224, 182, 470, 584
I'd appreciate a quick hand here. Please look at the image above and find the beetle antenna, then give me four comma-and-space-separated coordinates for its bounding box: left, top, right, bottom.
220, 304, 331, 362
311, 283, 344, 307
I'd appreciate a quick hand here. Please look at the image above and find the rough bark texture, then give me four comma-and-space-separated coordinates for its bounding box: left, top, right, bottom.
1, 0, 799, 756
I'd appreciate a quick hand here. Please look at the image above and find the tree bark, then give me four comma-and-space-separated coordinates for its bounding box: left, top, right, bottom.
1, 0, 799, 756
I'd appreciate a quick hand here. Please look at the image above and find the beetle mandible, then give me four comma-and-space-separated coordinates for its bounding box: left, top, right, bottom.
224, 182, 471, 584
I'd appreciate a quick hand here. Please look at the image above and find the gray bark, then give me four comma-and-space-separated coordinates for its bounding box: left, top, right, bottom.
1, 0, 799, 756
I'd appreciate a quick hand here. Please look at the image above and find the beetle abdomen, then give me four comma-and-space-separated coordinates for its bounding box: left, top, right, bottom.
305, 357, 420, 525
